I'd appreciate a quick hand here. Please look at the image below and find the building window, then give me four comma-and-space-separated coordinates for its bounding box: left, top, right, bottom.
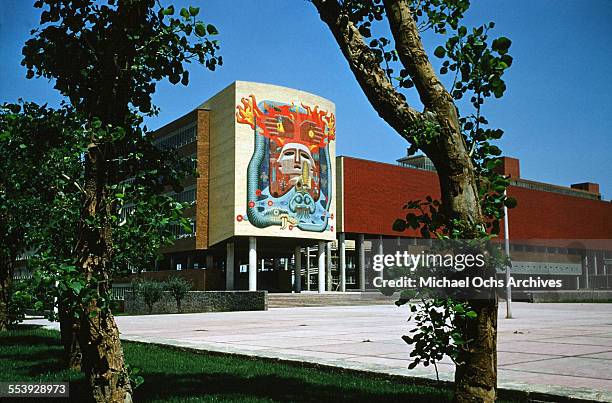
397, 154, 437, 172
153, 124, 197, 149
169, 218, 196, 239
169, 185, 196, 204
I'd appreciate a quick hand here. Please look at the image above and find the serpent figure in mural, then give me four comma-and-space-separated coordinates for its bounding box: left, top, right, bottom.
236, 95, 335, 232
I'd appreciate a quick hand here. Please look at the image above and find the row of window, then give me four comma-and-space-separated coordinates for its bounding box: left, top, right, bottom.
510, 180, 600, 201
153, 124, 197, 149
398, 157, 437, 172
169, 219, 196, 239
119, 190, 195, 221
511, 244, 574, 254
170, 186, 196, 204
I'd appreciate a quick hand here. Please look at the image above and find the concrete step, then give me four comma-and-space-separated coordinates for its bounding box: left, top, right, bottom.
267, 292, 399, 308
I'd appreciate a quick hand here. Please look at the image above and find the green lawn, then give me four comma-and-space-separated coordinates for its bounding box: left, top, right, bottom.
0, 325, 454, 402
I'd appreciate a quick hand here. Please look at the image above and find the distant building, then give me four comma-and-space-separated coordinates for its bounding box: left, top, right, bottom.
397, 153, 436, 172
129, 81, 611, 294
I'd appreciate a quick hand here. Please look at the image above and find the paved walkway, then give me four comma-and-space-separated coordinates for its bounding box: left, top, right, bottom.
33, 302, 612, 401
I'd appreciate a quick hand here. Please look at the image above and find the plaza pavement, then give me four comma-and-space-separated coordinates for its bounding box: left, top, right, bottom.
32, 302, 612, 401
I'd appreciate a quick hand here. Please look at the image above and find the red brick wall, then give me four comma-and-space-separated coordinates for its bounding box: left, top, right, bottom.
341, 157, 612, 240
495, 156, 520, 179
342, 157, 440, 236
505, 186, 611, 239
196, 109, 210, 250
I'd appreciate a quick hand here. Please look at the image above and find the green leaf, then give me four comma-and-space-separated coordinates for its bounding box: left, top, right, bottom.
195, 22, 206, 37
181, 71, 189, 86
162, 6, 174, 15
465, 310, 477, 319
501, 54, 513, 67
392, 219, 407, 232
180, 7, 190, 19
434, 46, 446, 58
69, 281, 83, 294
189, 6, 200, 16
206, 24, 218, 35
492, 37, 512, 55
504, 197, 517, 209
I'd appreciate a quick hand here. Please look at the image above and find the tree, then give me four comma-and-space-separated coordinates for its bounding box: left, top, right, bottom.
165, 276, 192, 313
0, 102, 84, 332
22, 1, 221, 401
137, 280, 164, 314
312, 1, 513, 401
1, 103, 194, 371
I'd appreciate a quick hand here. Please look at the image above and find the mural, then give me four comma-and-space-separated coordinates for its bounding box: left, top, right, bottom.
236, 95, 335, 232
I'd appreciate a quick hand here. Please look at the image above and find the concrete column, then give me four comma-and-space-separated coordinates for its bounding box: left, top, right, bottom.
249, 237, 257, 291
294, 246, 302, 293
584, 252, 590, 289
358, 234, 366, 291
318, 241, 326, 293
604, 252, 609, 289
306, 247, 311, 291
226, 242, 235, 290
326, 242, 333, 291
339, 233, 346, 292
594, 251, 599, 289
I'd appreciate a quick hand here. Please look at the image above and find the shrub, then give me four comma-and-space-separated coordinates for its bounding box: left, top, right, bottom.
164, 276, 192, 313
8, 279, 33, 326
136, 280, 164, 314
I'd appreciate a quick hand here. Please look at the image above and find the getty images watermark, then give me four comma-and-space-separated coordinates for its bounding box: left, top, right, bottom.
371, 250, 563, 290
361, 238, 591, 298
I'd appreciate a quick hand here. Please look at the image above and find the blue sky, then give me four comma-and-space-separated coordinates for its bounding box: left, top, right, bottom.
1, 0, 611, 198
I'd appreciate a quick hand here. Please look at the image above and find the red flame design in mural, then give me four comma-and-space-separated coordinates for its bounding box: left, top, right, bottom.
236, 95, 335, 152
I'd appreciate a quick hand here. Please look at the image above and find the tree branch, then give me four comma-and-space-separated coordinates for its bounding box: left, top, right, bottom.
312, 0, 421, 141
382, 0, 452, 112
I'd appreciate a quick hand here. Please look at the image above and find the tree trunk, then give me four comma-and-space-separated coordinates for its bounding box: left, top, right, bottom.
454, 299, 498, 402
79, 301, 132, 403
75, 149, 132, 403
59, 301, 82, 370
433, 153, 498, 403
0, 256, 12, 332
312, 1, 498, 401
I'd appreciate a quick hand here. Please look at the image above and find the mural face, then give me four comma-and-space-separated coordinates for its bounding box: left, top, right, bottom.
236, 95, 335, 232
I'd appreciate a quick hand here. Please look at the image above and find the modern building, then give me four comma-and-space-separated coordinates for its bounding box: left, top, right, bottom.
142, 81, 612, 294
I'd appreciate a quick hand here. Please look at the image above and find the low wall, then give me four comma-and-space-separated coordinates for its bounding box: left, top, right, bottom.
125, 290, 267, 315
113, 269, 222, 291
529, 290, 612, 303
